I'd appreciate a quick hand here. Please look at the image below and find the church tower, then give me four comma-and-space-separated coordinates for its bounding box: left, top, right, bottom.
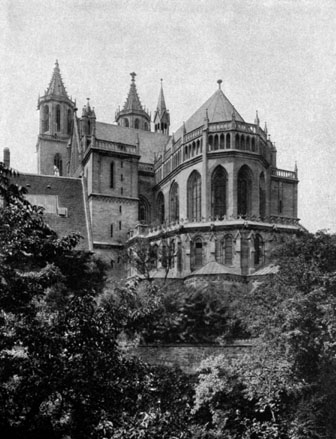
37, 60, 75, 176
115, 73, 151, 131
153, 79, 170, 135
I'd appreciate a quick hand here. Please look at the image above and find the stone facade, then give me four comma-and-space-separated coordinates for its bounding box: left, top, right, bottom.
21, 61, 302, 280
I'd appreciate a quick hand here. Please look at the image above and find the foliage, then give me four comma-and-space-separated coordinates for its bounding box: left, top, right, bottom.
0, 162, 195, 439
192, 232, 336, 438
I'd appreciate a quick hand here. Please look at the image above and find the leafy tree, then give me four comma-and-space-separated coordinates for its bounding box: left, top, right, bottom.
0, 162, 194, 439
192, 232, 336, 438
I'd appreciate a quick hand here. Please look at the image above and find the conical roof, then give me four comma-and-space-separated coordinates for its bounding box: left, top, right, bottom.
175, 86, 244, 141
45, 60, 69, 98
156, 81, 167, 114
122, 72, 144, 112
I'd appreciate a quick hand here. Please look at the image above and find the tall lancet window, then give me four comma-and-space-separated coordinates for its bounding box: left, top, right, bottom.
169, 181, 179, 222
56, 105, 61, 132
54, 153, 62, 176
237, 165, 253, 216
211, 166, 227, 219
187, 171, 201, 221
157, 192, 165, 224
259, 172, 266, 219
43, 105, 49, 132
67, 109, 72, 134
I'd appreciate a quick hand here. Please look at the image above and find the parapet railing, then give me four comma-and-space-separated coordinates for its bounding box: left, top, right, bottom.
128, 215, 302, 239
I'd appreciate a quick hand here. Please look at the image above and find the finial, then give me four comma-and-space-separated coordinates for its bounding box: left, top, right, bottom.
264, 121, 268, 134
160, 78, 163, 85
130, 72, 136, 82
217, 79, 222, 89
255, 110, 260, 126
294, 161, 298, 175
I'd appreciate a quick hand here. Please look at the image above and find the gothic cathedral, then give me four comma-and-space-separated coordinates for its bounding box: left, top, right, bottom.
33, 60, 302, 280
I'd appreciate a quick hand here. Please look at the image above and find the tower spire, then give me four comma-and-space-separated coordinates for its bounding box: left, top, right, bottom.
46, 59, 69, 98
154, 78, 170, 135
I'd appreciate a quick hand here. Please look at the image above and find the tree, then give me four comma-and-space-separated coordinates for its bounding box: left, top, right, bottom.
192, 232, 336, 439
0, 162, 195, 439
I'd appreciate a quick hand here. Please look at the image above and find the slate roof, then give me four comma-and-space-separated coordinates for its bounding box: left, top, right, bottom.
174, 88, 244, 141
45, 60, 69, 98
95, 122, 169, 163
252, 264, 279, 276
191, 261, 238, 276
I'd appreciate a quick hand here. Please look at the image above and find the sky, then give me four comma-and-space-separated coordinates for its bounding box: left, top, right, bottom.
0, 0, 335, 233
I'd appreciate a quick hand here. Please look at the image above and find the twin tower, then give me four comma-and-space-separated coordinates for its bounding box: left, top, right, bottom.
37, 61, 170, 177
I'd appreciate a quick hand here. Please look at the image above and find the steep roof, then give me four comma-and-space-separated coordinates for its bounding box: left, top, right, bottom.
45, 60, 69, 98
174, 87, 244, 141
95, 122, 169, 163
122, 72, 144, 112
191, 261, 238, 276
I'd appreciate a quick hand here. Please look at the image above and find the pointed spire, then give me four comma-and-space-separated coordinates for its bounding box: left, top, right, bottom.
254, 110, 260, 126
264, 121, 268, 135
122, 72, 144, 111
46, 60, 69, 98
156, 78, 167, 114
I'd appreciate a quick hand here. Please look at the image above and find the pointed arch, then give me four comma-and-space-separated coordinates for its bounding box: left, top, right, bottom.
191, 236, 203, 271
226, 133, 231, 149
43, 105, 49, 132
134, 118, 140, 129
156, 191, 165, 224
220, 133, 225, 149
169, 181, 179, 222
56, 104, 61, 131
254, 234, 264, 266
67, 109, 72, 134
187, 170, 201, 221
237, 165, 253, 216
138, 195, 150, 224
259, 172, 266, 219
211, 165, 227, 218
224, 234, 233, 265
124, 118, 129, 128
54, 153, 62, 176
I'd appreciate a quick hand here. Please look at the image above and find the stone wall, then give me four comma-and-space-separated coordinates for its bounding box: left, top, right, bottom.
130, 341, 255, 374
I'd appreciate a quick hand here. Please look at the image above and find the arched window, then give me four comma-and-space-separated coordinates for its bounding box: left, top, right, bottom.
237, 165, 253, 216
259, 172, 266, 218
215, 238, 223, 263
241, 135, 245, 150
254, 234, 264, 266
235, 133, 240, 149
110, 162, 114, 188
246, 136, 250, 151
157, 192, 165, 224
144, 122, 148, 131
56, 105, 61, 132
211, 166, 227, 219
169, 181, 179, 222
54, 153, 62, 176
138, 196, 150, 224
151, 244, 159, 269
43, 105, 49, 132
208, 135, 213, 150
224, 235, 233, 265
214, 135, 219, 150
124, 118, 129, 127
134, 118, 140, 129
67, 109, 72, 134
191, 237, 203, 271
226, 133, 231, 149
220, 134, 225, 149
252, 137, 256, 152
187, 171, 201, 221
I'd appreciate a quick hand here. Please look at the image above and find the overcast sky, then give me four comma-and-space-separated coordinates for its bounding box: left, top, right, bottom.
1, 0, 335, 233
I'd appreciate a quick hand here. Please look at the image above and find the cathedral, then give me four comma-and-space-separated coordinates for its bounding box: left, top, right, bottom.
11, 60, 302, 280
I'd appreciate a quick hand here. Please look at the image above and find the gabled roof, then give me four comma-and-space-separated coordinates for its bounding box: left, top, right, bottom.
174, 87, 244, 141
95, 122, 169, 163
45, 60, 69, 98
